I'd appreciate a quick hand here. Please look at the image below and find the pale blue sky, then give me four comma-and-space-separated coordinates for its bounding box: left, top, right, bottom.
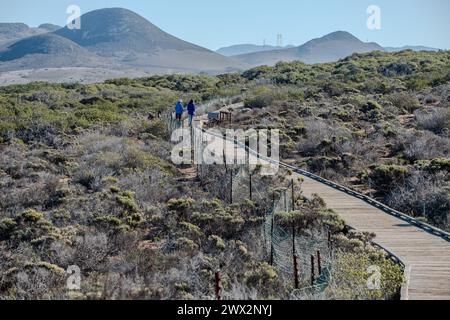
0, 0, 449, 50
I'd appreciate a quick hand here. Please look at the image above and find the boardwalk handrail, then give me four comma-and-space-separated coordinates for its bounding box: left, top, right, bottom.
198, 127, 450, 243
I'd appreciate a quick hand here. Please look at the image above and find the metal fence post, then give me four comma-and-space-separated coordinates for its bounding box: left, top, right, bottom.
270, 192, 275, 266
292, 225, 296, 256
215, 270, 222, 300
317, 250, 322, 276
270, 217, 274, 266
291, 179, 295, 211
327, 230, 331, 249
249, 170, 252, 201
293, 254, 299, 289
230, 170, 233, 204
223, 149, 227, 173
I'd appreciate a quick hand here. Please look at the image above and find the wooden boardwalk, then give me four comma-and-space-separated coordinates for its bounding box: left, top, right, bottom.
300, 175, 450, 300
192, 106, 450, 300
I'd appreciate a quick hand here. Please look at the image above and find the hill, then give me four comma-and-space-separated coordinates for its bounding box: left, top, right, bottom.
38, 23, 62, 32
53, 8, 245, 72
0, 22, 61, 47
0, 8, 246, 84
0, 33, 111, 72
233, 31, 384, 66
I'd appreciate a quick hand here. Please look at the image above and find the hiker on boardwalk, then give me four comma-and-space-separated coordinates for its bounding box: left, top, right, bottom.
187, 99, 196, 127
175, 99, 184, 123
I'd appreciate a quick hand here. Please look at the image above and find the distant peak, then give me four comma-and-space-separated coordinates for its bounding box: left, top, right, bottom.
85, 7, 141, 17
0, 22, 29, 31
38, 23, 61, 32
320, 31, 360, 42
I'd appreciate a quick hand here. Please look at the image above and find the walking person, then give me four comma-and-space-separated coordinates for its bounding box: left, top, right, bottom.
187, 99, 196, 127
175, 99, 184, 123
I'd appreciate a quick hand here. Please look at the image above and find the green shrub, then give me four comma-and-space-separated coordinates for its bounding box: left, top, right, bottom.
361, 101, 382, 121
388, 92, 421, 113
367, 165, 410, 194
175, 237, 199, 251
116, 191, 140, 213
167, 198, 195, 214
22, 209, 44, 223
415, 158, 450, 173
330, 251, 404, 300
208, 235, 226, 250
244, 93, 275, 109
180, 222, 203, 237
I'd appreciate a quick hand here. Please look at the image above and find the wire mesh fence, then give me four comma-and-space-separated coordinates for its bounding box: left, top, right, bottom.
164, 115, 333, 296
265, 174, 333, 292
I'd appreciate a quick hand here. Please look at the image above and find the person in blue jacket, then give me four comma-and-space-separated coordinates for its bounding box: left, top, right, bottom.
175, 99, 184, 123
187, 99, 196, 126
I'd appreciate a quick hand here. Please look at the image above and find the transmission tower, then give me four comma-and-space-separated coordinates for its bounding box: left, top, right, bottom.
277, 34, 283, 47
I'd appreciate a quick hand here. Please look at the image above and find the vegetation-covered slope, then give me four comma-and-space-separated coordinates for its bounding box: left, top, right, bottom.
229, 50, 450, 230
2, 49, 448, 299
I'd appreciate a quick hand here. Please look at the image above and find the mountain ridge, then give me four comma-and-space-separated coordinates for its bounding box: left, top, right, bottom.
0, 22, 61, 47
232, 31, 384, 66
0, 8, 246, 78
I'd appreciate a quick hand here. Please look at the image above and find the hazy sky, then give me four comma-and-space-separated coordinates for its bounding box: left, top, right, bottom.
0, 0, 449, 50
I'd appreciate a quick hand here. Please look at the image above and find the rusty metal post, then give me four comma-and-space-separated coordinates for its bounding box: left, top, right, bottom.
291, 179, 295, 211
327, 230, 331, 248
230, 170, 233, 204
270, 217, 274, 266
311, 255, 315, 285
223, 149, 227, 173
190, 125, 194, 166
293, 255, 299, 289
317, 250, 322, 276
215, 271, 222, 300
249, 171, 252, 201
292, 225, 296, 256
270, 192, 275, 266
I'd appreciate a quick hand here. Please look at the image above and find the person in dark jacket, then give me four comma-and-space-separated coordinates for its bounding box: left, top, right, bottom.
187, 99, 196, 126
175, 99, 184, 123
